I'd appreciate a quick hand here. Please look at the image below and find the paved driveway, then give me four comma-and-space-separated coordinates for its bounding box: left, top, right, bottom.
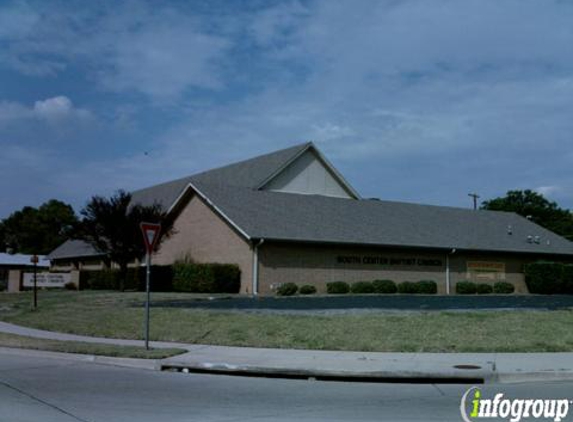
151, 295, 573, 311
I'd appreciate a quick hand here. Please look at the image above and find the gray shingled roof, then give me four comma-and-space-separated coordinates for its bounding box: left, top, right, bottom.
48, 239, 103, 260
131, 142, 311, 210
50, 143, 573, 259
192, 181, 573, 256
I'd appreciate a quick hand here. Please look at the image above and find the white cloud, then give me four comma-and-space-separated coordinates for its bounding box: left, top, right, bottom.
100, 19, 230, 100
0, 96, 92, 125
534, 186, 562, 197
33, 96, 91, 122
0, 3, 232, 101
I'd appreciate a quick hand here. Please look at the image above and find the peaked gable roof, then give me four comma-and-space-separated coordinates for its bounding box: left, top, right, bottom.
48, 239, 103, 260
190, 182, 573, 256
131, 141, 359, 210
50, 143, 573, 260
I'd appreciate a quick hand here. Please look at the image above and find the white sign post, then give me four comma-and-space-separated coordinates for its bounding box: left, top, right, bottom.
140, 222, 161, 350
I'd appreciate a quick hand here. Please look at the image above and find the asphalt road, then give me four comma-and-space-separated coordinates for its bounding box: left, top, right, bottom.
2, 351, 573, 422
152, 294, 573, 312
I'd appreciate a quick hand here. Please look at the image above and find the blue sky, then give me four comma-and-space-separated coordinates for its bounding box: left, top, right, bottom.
1, 0, 573, 218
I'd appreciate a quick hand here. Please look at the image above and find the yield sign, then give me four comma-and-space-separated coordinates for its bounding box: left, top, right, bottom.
140, 222, 161, 255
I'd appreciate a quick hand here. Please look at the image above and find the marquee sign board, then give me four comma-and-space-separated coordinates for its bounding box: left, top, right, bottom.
23, 272, 70, 288
467, 261, 506, 281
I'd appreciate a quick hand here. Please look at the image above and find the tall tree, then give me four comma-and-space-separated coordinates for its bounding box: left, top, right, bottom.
481, 190, 573, 240
0, 221, 5, 253
78, 190, 173, 290
2, 200, 78, 254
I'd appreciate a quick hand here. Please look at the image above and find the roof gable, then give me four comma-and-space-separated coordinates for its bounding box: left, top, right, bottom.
130, 142, 313, 210
259, 145, 360, 199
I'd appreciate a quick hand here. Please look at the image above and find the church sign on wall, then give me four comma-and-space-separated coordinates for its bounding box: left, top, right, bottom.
336, 255, 443, 267
466, 261, 506, 281
23, 272, 71, 288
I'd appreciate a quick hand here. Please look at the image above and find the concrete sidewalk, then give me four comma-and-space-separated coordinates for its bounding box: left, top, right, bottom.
1, 321, 572, 384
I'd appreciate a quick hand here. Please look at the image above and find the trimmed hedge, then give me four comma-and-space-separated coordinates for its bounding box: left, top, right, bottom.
276, 283, 298, 296
80, 266, 174, 291
476, 284, 493, 294
416, 280, 437, 294
350, 281, 375, 294
456, 281, 477, 295
398, 280, 437, 294
372, 279, 397, 294
564, 265, 573, 294
173, 263, 240, 293
397, 281, 417, 294
524, 261, 564, 294
299, 285, 317, 295
493, 281, 515, 294
80, 269, 138, 291
327, 281, 350, 294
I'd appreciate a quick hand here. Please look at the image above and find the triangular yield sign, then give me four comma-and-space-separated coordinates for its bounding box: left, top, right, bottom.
146, 229, 156, 246
140, 222, 161, 254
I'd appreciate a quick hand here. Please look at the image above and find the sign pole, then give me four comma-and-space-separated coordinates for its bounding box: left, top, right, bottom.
144, 252, 151, 350
140, 222, 161, 351
31, 255, 39, 310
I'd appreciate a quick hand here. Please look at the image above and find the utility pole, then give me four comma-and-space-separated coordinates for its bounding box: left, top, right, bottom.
468, 193, 480, 210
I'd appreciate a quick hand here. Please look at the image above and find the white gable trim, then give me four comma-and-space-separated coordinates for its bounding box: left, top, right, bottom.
257, 142, 361, 199
167, 182, 252, 241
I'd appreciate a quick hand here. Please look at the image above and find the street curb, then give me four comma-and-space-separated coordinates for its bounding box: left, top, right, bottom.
496, 371, 573, 384
159, 360, 494, 384
0, 347, 160, 371
4, 346, 573, 385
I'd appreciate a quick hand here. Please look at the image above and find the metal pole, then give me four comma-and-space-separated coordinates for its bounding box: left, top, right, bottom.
144, 253, 151, 350
33, 261, 37, 309
468, 193, 480, 210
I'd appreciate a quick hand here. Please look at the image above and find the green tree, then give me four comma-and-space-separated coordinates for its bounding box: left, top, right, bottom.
78, 190, 174, 290
481, 190, 573, 240
0, 221, 5, 253
2, 200, 78, 254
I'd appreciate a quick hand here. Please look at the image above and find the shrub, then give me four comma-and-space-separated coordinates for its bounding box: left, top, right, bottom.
476, 284, 493, 294
397, 281, 417, 294
350, 281, 375, 294
64, 281, 77, 291
326, 281, 350, 294
80, 266, 173, 291
397, 281, 437, 294
372, 279, 397, 294
299, 285, 317, 295
493, 282, 515, 294
173, 262, 240, 293
456, 281, 477, 295
524, 261, 564, 294
276, 283, 298, 296
416, 280, 437, 294
80, 269, 122, 290
562, 265, 573, 294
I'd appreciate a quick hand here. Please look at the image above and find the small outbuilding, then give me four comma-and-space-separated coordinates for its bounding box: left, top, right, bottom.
0, 253, 49, 292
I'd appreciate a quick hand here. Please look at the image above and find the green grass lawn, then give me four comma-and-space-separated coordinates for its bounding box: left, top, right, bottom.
0, 332, 186, 359
2, 291, 573, 353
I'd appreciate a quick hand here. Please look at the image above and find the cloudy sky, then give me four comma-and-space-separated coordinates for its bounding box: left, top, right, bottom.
1, 0, 572, 218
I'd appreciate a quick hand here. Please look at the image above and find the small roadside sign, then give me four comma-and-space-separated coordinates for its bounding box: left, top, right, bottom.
139, 221, 161, 351
140, 222, 161, 255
